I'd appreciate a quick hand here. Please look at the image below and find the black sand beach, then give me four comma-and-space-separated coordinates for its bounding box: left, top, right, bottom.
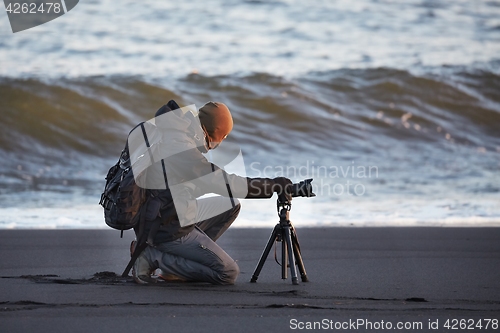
1, 227, 499, 332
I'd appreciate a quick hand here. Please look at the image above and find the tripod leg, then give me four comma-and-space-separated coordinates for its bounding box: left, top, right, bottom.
291, 228, 308, 282
251, 224, 279, 283
283, 226, 299, 285
281, 229, 287, 280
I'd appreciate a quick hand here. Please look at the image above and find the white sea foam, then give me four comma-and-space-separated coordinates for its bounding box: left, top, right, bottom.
0, 0, 499, 78
2, 196, 499, 229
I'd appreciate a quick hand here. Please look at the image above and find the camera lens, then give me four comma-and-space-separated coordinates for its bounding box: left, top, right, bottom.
290, 179, 315, 198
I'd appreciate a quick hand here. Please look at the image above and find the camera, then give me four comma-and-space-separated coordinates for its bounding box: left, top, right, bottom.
290, 178, 315, 198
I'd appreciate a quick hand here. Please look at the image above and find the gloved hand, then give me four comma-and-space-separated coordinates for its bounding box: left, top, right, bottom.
272, 177, 293, 202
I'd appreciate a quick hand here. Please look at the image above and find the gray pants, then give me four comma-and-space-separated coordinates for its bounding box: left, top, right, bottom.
144, 197, 241, 285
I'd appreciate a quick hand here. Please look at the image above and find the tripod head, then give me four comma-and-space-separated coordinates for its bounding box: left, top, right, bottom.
276, 178, 315, 225
277, 178, 315, 213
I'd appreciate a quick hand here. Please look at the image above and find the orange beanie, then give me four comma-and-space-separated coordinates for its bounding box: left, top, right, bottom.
199, 102, 233, 143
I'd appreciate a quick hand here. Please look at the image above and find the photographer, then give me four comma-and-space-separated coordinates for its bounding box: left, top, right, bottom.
130, 101, 292, 285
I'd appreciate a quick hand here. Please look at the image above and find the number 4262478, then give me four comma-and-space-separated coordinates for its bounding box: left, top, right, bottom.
444, 319, 498, 330
5, 2, 62, 14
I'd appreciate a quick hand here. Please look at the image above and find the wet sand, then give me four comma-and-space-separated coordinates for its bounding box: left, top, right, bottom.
1, 227, 499, 332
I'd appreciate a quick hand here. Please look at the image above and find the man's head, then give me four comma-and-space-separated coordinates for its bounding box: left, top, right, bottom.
199, 101, 233, 150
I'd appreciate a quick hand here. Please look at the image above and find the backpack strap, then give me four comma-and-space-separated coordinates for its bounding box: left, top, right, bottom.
121, 241, 148, 278
121, 209, 147, 277
121, 204, 163, 278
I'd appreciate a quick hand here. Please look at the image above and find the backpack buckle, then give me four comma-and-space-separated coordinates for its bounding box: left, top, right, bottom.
99, 193, 113, 210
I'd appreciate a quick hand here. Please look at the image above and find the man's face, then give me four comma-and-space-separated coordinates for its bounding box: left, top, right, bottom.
202, 125, 227, 150
208, 134, 228, 150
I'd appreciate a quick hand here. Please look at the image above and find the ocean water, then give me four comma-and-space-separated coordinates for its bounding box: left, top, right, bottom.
0, 0, 499, 228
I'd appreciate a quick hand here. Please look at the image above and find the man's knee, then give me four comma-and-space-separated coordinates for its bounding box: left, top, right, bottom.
231, 199, 241, 217
233, 198, 240, 206
219, 259, 240, 285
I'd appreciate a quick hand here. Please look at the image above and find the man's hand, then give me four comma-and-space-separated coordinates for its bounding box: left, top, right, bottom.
272, 177, 293, 202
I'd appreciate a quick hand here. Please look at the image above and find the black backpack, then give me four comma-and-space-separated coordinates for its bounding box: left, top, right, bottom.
99, 140, 147, 237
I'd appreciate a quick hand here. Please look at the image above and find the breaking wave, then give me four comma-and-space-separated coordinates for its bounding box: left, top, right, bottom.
0, 65, 499, 227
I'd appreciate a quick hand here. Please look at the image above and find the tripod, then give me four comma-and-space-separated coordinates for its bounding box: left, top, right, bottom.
250, 199, 308, 285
